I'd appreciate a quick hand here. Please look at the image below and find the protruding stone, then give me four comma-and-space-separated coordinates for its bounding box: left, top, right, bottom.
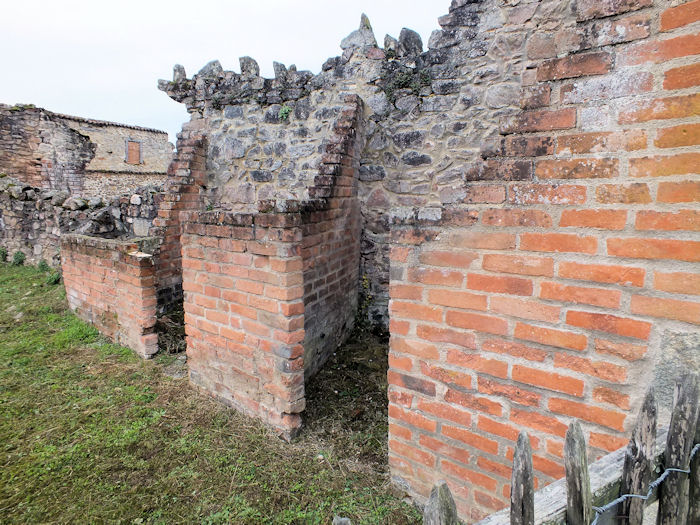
63, 197, 87, 211
239, 56, 260, 77
273, 61, 287, 80
398, 28, 423, 56
384, 35, 399, 55
173, 64, 186, 82
198, 60, 223, 77
50, 190, 69, 206
88, 196, 103, 208
423, 481, 459, 525
340, 14, 378, 50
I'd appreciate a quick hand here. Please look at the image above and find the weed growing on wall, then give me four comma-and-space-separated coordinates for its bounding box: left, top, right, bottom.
0, 247, 7, 262
278, 104, 292, 121
353, 275, 374, 335
11, 251, 25, 266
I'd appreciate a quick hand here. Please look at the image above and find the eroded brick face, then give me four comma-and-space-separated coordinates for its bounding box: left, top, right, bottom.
61, 235, 158, 358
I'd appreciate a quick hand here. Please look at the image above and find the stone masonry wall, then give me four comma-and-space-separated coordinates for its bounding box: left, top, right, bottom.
62, 116, 172, 175
82, 172, 167, 199
61, 234, 159, 358
0, 104, 95, 193
0, 175, 163, 266
0, 104, 172, 197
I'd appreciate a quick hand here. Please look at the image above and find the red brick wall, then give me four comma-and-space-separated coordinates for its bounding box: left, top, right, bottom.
151, 121, 208, 313
181, 210, 306, 438
387, 0, 700, 520
61, 234, 158, 358
301, 96, 363, 378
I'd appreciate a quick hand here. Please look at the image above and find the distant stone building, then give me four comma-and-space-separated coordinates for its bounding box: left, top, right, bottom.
0, 103, 173, 197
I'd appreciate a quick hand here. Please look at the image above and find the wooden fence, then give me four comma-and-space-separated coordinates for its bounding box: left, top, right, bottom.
423, 372, 700, 525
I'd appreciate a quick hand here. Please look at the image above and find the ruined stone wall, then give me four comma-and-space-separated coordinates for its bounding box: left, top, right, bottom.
61, 234, 159, 358
0, 104, 95, 193
0, 104, 172, 198
0, 175, 163, 266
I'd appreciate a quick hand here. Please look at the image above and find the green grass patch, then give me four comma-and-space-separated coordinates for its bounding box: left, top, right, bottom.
0, 264, 419, 524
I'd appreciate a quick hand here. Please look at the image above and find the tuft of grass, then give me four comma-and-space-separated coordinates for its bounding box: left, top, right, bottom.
37, 259, 50, 272
46, 270, 61, 285
11, 251, 25, 266
0, 265, 420, 524
0, 246, 7, 262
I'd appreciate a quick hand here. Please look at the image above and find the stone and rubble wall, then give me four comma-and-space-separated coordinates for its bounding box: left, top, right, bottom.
0, 104, 94, 193
82, 172, 167, 198
0, 104, 172, 198
0, 175, 163, 266
61, 234, 159, 358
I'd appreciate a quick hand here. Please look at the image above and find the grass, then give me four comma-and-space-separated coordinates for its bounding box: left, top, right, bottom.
0, 264, 420, 524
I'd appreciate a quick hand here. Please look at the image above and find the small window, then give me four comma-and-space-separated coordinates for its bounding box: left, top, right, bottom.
126, 139, 141, 164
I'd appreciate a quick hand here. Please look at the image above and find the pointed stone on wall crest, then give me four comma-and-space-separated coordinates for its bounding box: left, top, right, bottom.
239, 56, 260, 77
198, 60, 223, 77
273, 61, 287, 80
340, 13, 378, 50
173, 64, 186, 82
398, 28, 423, 56
384, 34, 399, 54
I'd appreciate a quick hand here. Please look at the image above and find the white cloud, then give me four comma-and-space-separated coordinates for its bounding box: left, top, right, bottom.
0, 0, 449, 142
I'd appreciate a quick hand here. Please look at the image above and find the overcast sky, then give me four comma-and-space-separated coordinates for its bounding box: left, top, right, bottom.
0, 1, 449, 143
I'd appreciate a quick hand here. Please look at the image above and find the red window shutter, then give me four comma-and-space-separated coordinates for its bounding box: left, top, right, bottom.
127, 141, 140, 164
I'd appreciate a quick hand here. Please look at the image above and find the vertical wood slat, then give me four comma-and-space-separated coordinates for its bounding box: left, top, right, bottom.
657, 372, 700, 525
565, 421, 592, 525
510, 432, 534, 525
688, 408, 700, 525
620, 387, 657, 525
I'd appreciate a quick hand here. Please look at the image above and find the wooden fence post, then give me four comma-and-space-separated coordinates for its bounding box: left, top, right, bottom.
657, 372, 700, 525
565, 421, 592, 525
510, 431, 534, 525
620, 387, 657, 525
685, 394, 700, 525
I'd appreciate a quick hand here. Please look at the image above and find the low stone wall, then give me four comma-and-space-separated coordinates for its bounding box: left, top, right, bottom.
61, 234, 159, 358
82, 172, 168, 199
0, 175, 162, 266
0, 104, 172, 195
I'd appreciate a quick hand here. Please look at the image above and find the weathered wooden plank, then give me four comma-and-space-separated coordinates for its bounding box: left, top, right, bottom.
475, 430, 668, 525
657, 373, 700, 525
620, 387, 657, 525
685, 392, 700, 525
423, 480, 459, 525
511, 432, 534, 525
566, 422, 592, 525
